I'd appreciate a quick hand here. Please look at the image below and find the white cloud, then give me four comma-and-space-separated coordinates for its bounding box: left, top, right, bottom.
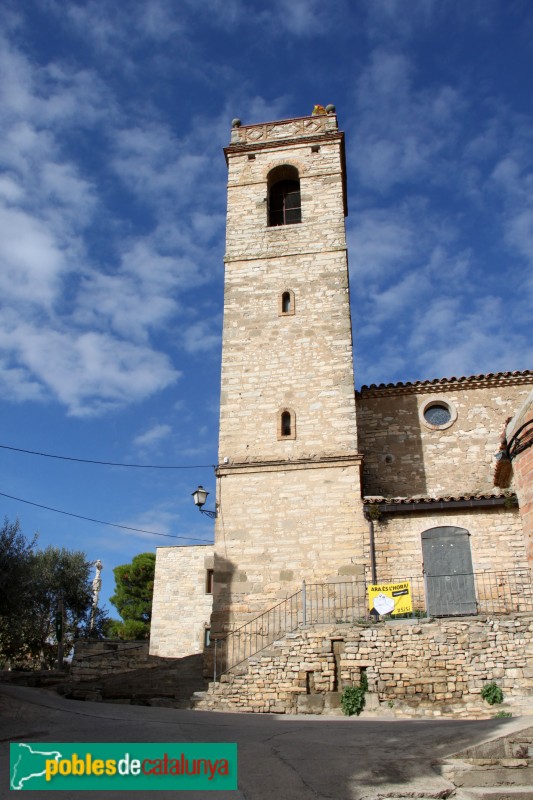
490, 144, 533, 282
0, 207, 67, 307
268, 0, 329, 36
349, 47, 462, 192
181, 319, 222, 354
347, 208, 417, 282
0, 320, 180, 417
0, 21, 228, 416
133, 424, 172, 450
74, 266, 180, 343
363, 0, 496, 43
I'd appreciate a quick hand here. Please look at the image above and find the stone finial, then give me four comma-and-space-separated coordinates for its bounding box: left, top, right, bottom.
325, 104, 336, 114
231, 118, 242, 128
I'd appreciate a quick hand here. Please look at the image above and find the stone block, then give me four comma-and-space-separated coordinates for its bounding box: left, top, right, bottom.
297, 695, 325, 714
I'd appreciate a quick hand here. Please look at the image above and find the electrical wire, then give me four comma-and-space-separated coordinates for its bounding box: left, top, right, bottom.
0, 444, 215, 470
0, 491, 213, 544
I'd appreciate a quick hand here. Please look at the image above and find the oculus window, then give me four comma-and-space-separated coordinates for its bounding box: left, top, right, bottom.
420, 399, 457, 431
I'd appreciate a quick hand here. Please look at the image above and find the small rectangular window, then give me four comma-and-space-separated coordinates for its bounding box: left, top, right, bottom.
206, 569, 214, 594
204, 628, 211, 647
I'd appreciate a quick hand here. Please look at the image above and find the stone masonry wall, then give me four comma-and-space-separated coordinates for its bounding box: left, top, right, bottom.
220, 119, 356, 463
150, 544, 214, 658
357, 377, 532, 498
200, 615, 533, 717
370, 506, 528, 585
211, 463, 366, 635
70, 641, 164, 682
218, 249, 357, 461
214, 115, 362, 633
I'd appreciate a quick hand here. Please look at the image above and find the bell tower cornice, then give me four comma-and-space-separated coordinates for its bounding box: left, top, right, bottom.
224, 113, 348, 218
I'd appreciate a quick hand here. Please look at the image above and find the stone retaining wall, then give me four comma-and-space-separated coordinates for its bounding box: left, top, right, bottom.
70, 640, 168, 682
200, 614, 533, 717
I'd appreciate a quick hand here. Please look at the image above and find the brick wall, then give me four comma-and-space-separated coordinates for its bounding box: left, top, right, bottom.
507, 392, 533, 569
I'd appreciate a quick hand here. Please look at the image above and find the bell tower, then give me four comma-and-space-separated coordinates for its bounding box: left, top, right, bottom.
213, 110, 366, 631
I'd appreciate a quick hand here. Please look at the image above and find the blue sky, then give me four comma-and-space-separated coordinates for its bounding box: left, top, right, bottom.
1, 0, 532, 612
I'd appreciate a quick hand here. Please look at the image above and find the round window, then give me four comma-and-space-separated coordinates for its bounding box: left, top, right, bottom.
424, 403, 451, 426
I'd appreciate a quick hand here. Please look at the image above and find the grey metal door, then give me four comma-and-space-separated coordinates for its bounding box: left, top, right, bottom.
422, 526, 477, 616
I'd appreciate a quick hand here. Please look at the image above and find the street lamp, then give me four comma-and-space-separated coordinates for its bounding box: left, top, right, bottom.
192, 485, 217, 518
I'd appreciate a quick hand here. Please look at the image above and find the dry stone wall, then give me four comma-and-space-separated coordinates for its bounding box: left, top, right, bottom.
199, 614, 533, 717
70, 641, 162, 682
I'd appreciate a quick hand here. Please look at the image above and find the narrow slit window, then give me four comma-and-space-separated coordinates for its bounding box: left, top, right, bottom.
205, 569, 214, 594
279, 289, 295, 316
278, 409, 296, 440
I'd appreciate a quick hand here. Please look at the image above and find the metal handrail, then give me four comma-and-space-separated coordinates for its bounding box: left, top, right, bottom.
212, 586, 303, 681
210, 568, 533, 682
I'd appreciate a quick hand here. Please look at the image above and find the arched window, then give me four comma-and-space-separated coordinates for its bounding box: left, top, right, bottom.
268, 165, 301, 227
278, 408, 296, 440
279, 289, 295, 315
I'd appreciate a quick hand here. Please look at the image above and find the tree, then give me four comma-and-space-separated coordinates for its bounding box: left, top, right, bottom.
0, 518, 36, 619
23, 547, 105, 667
0, 520, 108, 668
109, 552, 156, 640
0, 518, 37, 665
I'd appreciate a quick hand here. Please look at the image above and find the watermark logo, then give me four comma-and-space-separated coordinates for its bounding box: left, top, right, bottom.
10, 742, 237, 791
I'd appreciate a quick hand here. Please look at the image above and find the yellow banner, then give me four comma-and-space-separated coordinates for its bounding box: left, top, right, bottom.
368, 581, 412, 616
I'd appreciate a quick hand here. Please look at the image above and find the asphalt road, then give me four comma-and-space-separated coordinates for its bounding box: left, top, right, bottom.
1, 684, 531, 799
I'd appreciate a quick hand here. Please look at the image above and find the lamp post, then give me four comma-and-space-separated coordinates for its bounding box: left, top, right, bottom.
192, 485, 217, 518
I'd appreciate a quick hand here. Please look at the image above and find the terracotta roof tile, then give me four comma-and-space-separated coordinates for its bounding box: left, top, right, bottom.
357, 370, 532, 397
363, 492, 514, 505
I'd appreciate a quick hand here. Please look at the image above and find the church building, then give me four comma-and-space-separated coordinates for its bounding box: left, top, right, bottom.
149, 109, 533, 666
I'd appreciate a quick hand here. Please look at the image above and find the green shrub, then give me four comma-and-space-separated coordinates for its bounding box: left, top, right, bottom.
341, 671, 368, 716
481, 682, 504, 705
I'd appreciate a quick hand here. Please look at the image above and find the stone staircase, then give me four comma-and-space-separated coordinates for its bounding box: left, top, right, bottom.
434, 726, 533, 799
62, 653, 207, 708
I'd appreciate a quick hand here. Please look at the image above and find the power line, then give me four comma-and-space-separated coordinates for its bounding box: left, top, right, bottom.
0, 444, 215, 470
0, 491, 212, 544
